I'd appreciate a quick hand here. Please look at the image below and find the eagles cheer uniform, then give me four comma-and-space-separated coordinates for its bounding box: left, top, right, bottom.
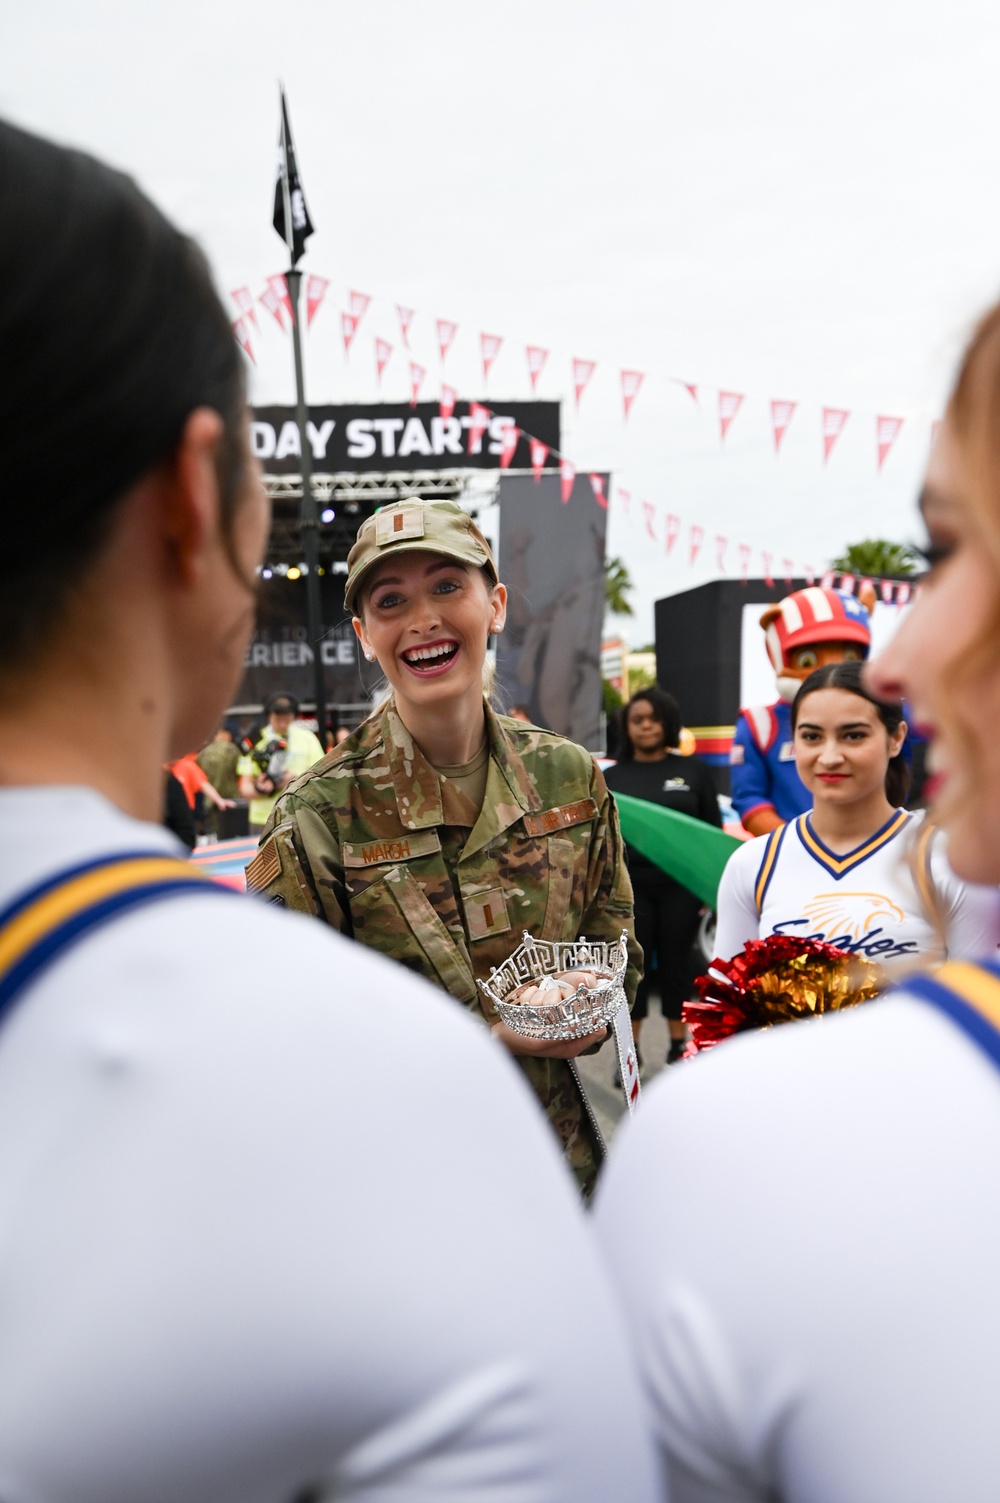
715, 807, 999, 968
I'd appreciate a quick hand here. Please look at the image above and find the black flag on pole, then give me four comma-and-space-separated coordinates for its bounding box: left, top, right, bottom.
273, 87, 314, 265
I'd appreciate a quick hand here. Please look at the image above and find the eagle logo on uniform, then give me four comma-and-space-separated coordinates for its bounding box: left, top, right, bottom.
801, 891, 905, 942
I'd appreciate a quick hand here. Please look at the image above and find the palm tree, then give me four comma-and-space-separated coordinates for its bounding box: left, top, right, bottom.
830, 539, 920, 578
605, 555, 634, 617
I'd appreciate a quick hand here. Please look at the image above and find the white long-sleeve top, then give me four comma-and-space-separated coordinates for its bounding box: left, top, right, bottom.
0, 786, 660, 1503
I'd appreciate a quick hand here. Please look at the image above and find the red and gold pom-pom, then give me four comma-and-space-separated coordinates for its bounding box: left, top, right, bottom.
684, 935, 884, 1056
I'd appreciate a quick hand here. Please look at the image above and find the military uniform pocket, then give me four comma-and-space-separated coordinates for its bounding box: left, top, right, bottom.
349, 865, 478, 1006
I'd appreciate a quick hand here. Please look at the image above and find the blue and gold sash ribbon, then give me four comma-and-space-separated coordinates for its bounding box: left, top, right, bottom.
0, 853, 232, 1019
907, 959, 1000, 1072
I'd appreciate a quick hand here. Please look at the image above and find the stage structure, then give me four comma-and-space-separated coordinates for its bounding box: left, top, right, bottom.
234, 400, 594, 735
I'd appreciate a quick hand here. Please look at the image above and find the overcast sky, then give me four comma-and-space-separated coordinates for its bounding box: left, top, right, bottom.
5, 0, 1000, 644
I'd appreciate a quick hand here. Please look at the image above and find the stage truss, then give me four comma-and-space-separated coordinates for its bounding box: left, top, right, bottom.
262, 468, 524, 566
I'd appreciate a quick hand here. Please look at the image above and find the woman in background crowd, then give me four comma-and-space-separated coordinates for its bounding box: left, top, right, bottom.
595, 303, 1000, 1501
605, 686, 721, 1065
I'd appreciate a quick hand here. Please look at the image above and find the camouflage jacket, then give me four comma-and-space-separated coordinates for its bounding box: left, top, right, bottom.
249, 701, 640, 1195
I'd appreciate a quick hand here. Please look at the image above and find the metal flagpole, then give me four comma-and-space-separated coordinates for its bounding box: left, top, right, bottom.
277, 86, 326, 732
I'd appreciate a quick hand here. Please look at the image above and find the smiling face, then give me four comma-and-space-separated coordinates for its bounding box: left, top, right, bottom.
867, 419, 1000, 882
353, 551, 507, 725
793, 688, 905, 809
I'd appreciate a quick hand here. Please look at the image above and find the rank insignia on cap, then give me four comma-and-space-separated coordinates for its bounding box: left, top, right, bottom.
376, 505, 426, 546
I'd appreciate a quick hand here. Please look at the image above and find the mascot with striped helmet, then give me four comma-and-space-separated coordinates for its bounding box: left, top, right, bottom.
730, 584, 876, 837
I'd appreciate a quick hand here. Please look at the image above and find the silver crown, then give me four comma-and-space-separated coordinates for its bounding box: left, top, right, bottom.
478, 931, 628, 1041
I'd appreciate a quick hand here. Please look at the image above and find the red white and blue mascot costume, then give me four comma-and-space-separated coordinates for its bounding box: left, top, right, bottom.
730, 585, 875, 837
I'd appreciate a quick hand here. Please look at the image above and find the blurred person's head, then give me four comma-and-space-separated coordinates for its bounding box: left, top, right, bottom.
334, 725, 351, 744
618, 686, 681, 762
869, 301, 1000, 883
214, 727, 234, 744
508, 705, 531, 724
0, 118, 267, 810
265, 693, 298, 736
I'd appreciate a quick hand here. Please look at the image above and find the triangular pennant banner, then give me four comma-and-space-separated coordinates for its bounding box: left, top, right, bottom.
876, 415, 904, 471
409, 361, 426, 407
782, 558, 794, 585
590, 474, 608, 510
642, 501, 657, 540
822, 407, 850, 462
481, 333, 503, 383
231, 317, 256, 364
341, 311, 359, 353
665, 514, 681, 555
616, 487, 631, 520
820, 570, 835, 590
715, 535, 728, 572
560, 458, 576, 503
349, 290, 370, 321
397, 304, 414, 348
839, 573, 856, 594
526, 344, 548, 392
267, 274, 293, 326
259, 283, 288, 331
230, 287, 259, 331
499, 424, 519, 469
718, 391, 744, 442
896, 581, 911, 606
529, 437, 549, 480
804, 565, 816, 585
437, 318, 458, 362
738, 543, 752, 581
573, 357, 596, 407
621, 369, 645, 421
683, 382, 698, 403
305, 275, 329, 329
375, 337, 393, 386
467, 401, 491, 453
689, 524, 705, 565
770, 399, 796, 454
439, 383, 457, 422
880, 579, 895, 604
762, 551, 774, 587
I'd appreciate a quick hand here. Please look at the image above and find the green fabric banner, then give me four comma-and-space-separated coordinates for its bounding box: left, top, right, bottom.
613, 792, 744, 910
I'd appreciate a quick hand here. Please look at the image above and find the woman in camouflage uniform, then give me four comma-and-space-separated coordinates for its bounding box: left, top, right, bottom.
248, 498, 640, 1196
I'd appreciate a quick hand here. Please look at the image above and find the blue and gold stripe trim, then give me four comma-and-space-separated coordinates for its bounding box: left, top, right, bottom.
754, 822, 788, 914
795, 808, 911, 881
907, 959, 1000, 1074
0, 853, 232, 1019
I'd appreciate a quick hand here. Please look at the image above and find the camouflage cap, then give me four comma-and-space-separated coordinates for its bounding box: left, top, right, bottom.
345, 499, 499, 614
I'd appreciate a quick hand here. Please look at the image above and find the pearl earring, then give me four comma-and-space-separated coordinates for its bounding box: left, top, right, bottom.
365, 651, 375, 662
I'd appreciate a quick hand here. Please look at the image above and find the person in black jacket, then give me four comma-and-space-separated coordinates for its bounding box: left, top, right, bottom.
605, 686, 722, 1065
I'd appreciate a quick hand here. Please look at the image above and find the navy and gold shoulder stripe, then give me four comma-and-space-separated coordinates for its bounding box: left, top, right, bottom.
795, 808, 911, 881
907, 959, 1000, 1074
754, 822, 788, 913
0, 853, 232, 1020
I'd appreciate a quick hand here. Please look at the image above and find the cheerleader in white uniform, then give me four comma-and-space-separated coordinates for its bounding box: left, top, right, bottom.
714, 659, 998, 969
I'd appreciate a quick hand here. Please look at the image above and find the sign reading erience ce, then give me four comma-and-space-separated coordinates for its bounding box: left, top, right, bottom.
251, 401, 560, 473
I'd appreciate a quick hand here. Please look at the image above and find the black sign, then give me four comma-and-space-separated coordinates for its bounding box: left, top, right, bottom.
251, 400, 561, 474
233, 571, 377, 713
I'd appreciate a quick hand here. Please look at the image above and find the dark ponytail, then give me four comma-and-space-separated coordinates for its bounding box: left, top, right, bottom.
792, 660, 910, 806
0, 118, 246, 665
